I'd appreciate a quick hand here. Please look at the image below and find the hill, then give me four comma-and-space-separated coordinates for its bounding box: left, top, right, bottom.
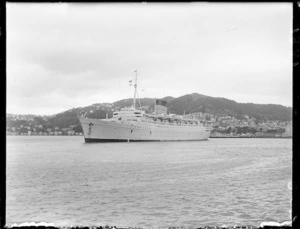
7, 93, 292, 133
167, 93, 292, 121
50, 93, 291, 128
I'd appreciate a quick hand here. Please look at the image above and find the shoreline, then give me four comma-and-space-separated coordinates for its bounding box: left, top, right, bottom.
6, 134, 292, 139
210, 136, 292, 139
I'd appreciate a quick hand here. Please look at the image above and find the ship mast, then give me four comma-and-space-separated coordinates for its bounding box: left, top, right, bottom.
133, 70, 138, 109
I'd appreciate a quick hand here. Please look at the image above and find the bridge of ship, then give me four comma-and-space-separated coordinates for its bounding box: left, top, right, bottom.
112, 108, 202, 126
144, 114, 201, 126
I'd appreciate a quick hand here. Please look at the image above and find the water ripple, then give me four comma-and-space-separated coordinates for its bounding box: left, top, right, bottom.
6, 136, 292, 228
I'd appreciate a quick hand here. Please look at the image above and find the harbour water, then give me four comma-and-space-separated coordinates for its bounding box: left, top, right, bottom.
6, 136, 292, 228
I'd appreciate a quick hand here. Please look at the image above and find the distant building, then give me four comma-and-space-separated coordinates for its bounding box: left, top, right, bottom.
284, 123, 292, 137
68, 130, 75, 135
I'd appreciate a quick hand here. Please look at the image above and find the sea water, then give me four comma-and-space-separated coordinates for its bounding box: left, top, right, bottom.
6, 136, 292, 228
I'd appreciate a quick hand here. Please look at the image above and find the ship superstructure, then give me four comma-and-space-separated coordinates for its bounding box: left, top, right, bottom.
79, 71, 210, 142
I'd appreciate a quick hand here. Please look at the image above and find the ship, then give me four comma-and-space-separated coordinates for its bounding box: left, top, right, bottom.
79, 71, 211, 142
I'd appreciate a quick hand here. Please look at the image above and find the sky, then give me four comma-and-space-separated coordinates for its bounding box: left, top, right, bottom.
7, 3, 293, 115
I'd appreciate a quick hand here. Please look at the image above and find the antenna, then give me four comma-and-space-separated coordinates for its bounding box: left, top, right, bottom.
133, 70, 137, 109
136, 90, 142, 109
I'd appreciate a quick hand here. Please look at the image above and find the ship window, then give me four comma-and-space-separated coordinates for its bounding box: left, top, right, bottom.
114, 113, 118, 115
134, 112, 141, 114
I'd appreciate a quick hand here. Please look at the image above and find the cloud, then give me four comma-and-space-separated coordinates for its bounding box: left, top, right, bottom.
6, 3, 293, 115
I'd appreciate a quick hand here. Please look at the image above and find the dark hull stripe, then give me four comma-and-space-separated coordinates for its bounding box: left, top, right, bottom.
84, 138, 208, 143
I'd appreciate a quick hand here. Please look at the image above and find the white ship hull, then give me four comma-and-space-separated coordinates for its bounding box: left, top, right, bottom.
80, 118, 210, 142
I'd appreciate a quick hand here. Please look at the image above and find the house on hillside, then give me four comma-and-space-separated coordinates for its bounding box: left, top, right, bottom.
68, 130, 75, 135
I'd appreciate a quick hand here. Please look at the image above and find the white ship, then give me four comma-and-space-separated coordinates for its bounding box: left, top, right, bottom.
79, 71, 211, 142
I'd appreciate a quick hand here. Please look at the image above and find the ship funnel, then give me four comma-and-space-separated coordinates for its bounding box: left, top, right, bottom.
154, 99, 167, 115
